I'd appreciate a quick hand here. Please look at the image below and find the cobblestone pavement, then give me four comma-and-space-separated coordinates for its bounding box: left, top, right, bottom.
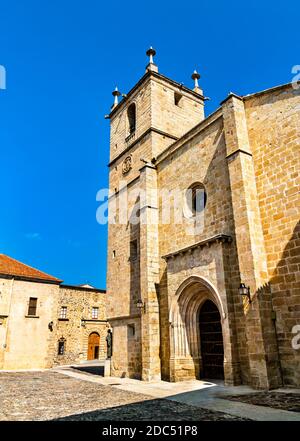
0, 371, 247, 421
224, 392, 300, 413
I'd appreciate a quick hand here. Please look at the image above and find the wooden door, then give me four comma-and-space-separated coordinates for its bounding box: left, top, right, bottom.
87, 332, 100, 360
199, 300, 224, 379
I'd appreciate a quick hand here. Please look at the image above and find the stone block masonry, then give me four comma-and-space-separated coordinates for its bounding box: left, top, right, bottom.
106, 50, 300, 388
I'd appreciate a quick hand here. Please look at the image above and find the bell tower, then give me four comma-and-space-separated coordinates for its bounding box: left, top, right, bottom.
106, 49, 206, 380
108, 47, 206, 167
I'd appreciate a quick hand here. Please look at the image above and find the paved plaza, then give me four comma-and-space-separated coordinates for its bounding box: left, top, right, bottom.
0, 369, 299, 421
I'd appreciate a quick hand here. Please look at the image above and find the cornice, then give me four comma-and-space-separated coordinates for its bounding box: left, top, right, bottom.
162, 234, 232, 260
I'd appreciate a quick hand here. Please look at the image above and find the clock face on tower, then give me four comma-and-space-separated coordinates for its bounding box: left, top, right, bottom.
122, 155, 132, 175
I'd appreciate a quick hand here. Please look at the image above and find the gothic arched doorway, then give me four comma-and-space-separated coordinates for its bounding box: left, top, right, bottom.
199, 300, 224, 379
169, 276, 227, 382
87, 332, 100, 360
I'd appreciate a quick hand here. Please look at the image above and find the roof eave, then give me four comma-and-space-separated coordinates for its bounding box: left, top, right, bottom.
0, 273, 62, 284
108, 71, 205, 119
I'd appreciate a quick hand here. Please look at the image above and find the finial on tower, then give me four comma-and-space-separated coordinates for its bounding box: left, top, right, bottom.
191, 70, 203, 94
112, 86, 121, 109
146, 46, 156, 64
146, 47, 158, 73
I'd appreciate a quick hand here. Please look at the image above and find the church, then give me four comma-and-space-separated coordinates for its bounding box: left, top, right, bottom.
106, 48, 300, 389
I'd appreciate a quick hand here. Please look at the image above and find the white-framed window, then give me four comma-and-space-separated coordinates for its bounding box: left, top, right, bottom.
59, 306, 67, 319
92, 307, 99, 319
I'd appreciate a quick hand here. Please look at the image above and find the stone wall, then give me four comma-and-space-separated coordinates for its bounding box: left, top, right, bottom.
0, 278, 14, 368
109, 78, 152, 163
157, 114, 233, 255
109, 317, 142, 379
155, 113, 243, 384
163, 241, 241, 384
109, 72, 204, 164
0, 278, 59, 370
150, 75, 204, 156
222, 94, 282, 389
106, 62, 300, 389
107, 70, 205, 380
245, 85, 300, 387
106, 176, 143, 378
54, 285, 107, 366
0, 278, 107, 370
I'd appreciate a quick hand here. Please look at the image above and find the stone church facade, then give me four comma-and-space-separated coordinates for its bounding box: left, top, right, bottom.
106, 49, 300, 389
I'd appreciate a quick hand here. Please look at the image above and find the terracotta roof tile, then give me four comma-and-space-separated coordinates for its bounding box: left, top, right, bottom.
0, 254, 62, 283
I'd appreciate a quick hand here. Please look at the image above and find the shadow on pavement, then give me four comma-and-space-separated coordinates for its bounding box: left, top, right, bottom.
70, 365, 104, 376
52, 397, 248, 421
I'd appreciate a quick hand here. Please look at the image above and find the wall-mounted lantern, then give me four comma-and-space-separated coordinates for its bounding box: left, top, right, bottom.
238, 283, 252, 303
48, 321, 54, 331
136, 299, 146, 313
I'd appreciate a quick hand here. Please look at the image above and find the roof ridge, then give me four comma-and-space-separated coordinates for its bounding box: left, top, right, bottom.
243, 82, 293, 100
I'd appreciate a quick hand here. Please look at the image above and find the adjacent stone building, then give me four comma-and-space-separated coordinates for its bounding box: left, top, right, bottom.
106, 49, 300, 389
0, 254, 107, 370
54, 284, 107, 366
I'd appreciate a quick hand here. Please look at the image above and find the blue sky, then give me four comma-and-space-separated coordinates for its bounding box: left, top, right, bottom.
0, 1, 298, 288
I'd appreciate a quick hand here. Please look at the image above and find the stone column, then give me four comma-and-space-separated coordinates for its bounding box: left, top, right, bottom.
139, 163, 161, 381
222, 94, 282, 389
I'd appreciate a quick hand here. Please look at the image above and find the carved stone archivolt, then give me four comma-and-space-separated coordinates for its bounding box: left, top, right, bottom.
122, 155, 132, 175
168, 276, 226, 364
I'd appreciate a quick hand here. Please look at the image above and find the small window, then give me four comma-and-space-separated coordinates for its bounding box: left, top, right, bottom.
59, 306, 67, 319
58, 339, 65, 355
127, 103, 136, 134
112, 250, 116, 259
28, 297, 37, 316
130, 239, 138, 261
186, 183, 207, 216
174, 92, 182, 106
128, 324, 135, 338
92, 307, 99, 319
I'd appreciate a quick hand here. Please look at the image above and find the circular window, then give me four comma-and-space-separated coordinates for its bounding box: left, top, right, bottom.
185, 183, 207, 217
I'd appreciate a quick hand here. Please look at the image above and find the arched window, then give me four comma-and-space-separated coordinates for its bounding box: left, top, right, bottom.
185, 183, 207, 217
127, 103, 136, 134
